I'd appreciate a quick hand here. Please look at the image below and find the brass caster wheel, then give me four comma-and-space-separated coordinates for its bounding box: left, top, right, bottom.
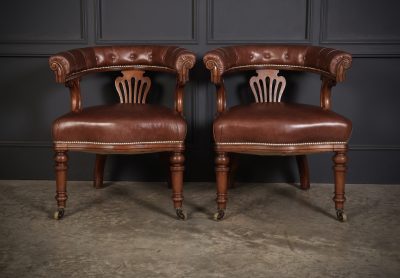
336, 209, 347, 222
176, 208, 187, 221
213, 209, 225, 221
53, 208, 65, 220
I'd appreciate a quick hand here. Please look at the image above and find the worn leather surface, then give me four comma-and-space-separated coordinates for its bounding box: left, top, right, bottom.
49, 45, 196, 84
213, 103, 352, 144
204, 45, 352, 83
53, 104, 186, 143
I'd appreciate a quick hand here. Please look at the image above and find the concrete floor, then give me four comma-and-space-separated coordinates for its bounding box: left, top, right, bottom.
0, 181, 399, 278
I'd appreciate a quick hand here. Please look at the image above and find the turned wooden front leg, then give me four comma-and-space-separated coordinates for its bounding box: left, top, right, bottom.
93, 154, 107, 189
170, 151, 185, 209
215, 152, 229, 210
332, 151, 347, 212
54, 150, 68, 209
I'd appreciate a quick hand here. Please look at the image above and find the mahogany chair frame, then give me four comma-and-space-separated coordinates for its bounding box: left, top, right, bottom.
49, 46, 195, 220
204, 45, 352, 222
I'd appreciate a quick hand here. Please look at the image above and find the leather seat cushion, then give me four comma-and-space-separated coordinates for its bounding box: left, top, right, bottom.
213, 103, 352, 144
53, 104, 186, 143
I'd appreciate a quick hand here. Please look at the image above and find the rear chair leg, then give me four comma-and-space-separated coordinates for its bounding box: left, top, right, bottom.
296, 155, 310, 190
170, 151, 186, 220
54, 150, 68, 220
93, 154, 107, 189
159, 152, 172, 188
215, 152, 229, 221
228, 154, 238, 189
333, 151, 348, 222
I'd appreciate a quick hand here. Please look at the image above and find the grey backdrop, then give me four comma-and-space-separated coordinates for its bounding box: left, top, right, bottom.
0, 0, 399, 183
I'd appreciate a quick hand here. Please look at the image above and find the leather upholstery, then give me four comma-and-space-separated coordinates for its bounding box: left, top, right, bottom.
214, 103, 352, 145
49, 45, 196, 84
53, 104, 186, 144
204, 45, 352, 83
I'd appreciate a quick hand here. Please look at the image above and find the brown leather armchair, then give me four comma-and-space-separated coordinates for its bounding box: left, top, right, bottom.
49, 45, 195, 220
204, 45, 352, 222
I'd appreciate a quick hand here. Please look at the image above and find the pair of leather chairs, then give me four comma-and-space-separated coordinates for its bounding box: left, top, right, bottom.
49, 45, 352, 222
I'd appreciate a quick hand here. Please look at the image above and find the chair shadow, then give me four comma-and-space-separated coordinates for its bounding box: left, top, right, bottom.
183, 198, 215, 220
222, 183, 335, 220
267, 184, 336, 219
108, 183, 176, 219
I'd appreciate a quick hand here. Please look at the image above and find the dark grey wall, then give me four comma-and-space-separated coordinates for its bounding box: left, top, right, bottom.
1, 0, 400, 183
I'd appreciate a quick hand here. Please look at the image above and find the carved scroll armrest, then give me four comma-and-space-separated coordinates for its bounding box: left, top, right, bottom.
164, 48, 196, 85
307, 49, 352, 83
203, 48, 237, 85
165, 49, 195, 115
334, 54, 352, 82
49, 56, 71, 84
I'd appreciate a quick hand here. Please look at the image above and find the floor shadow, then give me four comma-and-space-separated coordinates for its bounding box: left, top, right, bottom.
109, 184, 176, 219
266, 185, 335, 219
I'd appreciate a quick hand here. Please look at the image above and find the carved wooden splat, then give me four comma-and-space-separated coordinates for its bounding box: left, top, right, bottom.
115, 70, 151, 104
249, 69, 286, 103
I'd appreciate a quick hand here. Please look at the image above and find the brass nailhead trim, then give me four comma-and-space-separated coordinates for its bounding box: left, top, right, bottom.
54, 140, 183, 145
226, 64, 332, 76
67, 65, 172, 80
217, 141, 347, 146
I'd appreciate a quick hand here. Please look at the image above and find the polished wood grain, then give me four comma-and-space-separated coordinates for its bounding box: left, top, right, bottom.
170, 151, 185, 209
54, 151, 68, 209
296, 155, 310, 190
215, 152, 229, 211
333, 151, 347, 212
115, 70, 151, 104
93, 154, 107, 189
250, 69, 287, 103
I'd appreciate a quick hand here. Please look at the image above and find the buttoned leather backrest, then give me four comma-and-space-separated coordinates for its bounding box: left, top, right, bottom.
49, 45, 196, 84
204, 45, 352, 83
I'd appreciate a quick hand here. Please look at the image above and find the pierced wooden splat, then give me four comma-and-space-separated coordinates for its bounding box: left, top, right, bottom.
114, 70, 151, 104
249, 69, 287, 103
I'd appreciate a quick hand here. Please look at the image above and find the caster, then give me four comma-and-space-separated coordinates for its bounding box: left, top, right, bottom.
213, 209, 225, 221
176, 208, 187, 221
336, 209, 347, 222
53, 208, 65, 220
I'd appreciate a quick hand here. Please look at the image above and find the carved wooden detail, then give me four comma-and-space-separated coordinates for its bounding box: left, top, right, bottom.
115, 70, 151, 104
249, 69, 286, 103
66, 79, 82, 112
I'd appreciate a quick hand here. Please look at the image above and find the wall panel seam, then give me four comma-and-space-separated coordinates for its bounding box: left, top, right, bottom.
94, 0, 199, 44
0, 0, 88, 44
206, 0, 312, 44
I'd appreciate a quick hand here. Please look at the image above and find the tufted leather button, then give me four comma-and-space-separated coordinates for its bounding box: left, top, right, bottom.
95, 55, 104, 64
129, 53, 136, 60
264, 53, 271, 59
283, 52, 289, 59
